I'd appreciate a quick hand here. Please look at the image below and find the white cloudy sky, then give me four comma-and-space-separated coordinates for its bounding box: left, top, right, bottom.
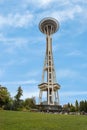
0, 0, 87, 105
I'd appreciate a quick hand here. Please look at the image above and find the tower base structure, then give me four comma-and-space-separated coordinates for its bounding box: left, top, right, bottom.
38, 82, 60, 105
36, 104, 62, 112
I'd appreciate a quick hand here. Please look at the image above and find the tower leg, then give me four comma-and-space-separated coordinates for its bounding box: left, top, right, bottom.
54, 91, 59, 105
48, 88, 50, 105
39, 90, 42, 104
57, 91, 59, 105
52, 89, 54, 105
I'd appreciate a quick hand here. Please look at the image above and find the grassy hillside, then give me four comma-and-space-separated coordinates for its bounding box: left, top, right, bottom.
0, 111, 87, 130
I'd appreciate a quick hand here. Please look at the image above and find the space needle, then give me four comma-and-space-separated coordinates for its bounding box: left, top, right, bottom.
38, 17, 61, 106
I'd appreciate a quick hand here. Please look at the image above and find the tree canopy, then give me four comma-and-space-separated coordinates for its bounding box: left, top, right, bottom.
0, 85, 11, 108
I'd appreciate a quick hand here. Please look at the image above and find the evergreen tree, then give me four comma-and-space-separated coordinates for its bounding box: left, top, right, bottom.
84, 100, 87, 112
14, 86, 23, 110
79, 101, 85, 112
75, 100, 79, 111
14, 86, 23, 101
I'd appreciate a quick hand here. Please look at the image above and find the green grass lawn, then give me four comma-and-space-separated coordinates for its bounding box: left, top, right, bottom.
0, 111, 87, 130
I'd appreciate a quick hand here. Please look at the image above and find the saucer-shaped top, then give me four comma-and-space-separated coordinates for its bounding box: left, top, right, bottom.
39, 17, 59, 35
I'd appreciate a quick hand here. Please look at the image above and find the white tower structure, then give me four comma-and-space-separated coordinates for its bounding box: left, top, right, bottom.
38, 17, 60, 106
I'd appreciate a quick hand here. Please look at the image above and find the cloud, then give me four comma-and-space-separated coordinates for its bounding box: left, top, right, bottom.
0, 34, 29, 54
50, 5, 82, 22
60, 91, 87, 97
33, 4, 83, 33
0, 69, 5, 78
0, 37, 28, 46
25, 71, 40, 78
22, 0, 85, 10
22, 0, 52, 8
36, 0, 52, 7
0, 80, 38, 86
0, 11, 33, 28
0, 33, 44, 48
81, 63, 87, 69
18, 0, 83, 22
0, 0, 4, 3
57, 68, 86, 83
18, 90, 87, 101
60, 90, 87, 104
23, 91, 39, 99
0, 35, 45, 57
0, 0, 86, 35
10, 90, 39, 100
66, 50, 82, 56
57, 69, 78, 79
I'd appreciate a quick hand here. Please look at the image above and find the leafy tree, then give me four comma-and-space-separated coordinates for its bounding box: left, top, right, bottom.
24, 97, 36, 109
70, 104, 75, 112
0, 85, 11, 109
4, 97, 14, 110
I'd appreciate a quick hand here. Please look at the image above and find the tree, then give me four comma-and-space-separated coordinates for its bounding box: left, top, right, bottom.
14, 86, 23, 101
79, 101, 85, 112
75, 100, 79, 111
24, 97, 36, 110
0, 85, 11, 109
84, 100, 87, 112
70, 104, 75, 112
14, 86, 23, 110
79, 100, 87, 113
